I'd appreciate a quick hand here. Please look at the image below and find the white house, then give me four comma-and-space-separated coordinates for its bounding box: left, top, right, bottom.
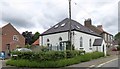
39, 18, 106, 55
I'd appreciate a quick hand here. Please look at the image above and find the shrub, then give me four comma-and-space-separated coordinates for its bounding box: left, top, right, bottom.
91, 52, 104, 59
11, 51, 34, 60
6, 57, 81, 68
80, 53, 91, 62
117, 45, 120, 51
11, 50, 85, 61
66, 50, 80, 58
7, 52, 104, 68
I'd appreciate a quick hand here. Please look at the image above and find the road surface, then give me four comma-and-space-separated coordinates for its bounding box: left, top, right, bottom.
97, 58, 118, 67
69, 55, 119, 68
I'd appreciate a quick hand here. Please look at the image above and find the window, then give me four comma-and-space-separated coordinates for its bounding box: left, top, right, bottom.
13, 35, 19, 41
61, 23, 66, 27
59, 37, 62, 41
47, 39, 50, 42
89, 39, 92, 47
54, 24, 59, 28
76, 26, 80, 29
80, 37, 83, 47
89, 39, 92, 50
59, 37, 63, 51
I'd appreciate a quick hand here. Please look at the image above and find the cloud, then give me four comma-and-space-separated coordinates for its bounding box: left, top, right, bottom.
0, 0, 119, 35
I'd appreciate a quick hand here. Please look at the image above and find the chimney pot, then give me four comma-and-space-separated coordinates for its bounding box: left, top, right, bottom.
84, 18, 92, 27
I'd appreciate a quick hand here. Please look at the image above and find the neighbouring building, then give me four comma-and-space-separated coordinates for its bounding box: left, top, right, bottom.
31, 39, 41, 52
0, 23, 25, 54
112, 40, 119, 47
40, 18, 106, 55
32, 39, 39, 46
84, 18, 113, 48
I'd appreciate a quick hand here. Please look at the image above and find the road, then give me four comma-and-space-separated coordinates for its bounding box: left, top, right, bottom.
68, 55, 119, 68
97, 58, 118, 67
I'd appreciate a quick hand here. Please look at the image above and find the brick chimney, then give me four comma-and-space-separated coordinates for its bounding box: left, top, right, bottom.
97, 25, 103, 31
84, 18, 92, 27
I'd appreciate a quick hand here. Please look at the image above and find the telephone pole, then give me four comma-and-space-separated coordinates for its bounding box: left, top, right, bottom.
68, 0, 72, 50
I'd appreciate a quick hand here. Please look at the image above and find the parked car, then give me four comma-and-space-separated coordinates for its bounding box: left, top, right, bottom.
11, 48, 32, 58
14, 48, 32, 52
112, 47, 117, 51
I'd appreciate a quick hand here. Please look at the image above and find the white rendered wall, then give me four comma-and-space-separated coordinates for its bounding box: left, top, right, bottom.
92, 40, 106, 55
73, 31, 101, 52
40, 31, 106, 54
40, 32, 68, 47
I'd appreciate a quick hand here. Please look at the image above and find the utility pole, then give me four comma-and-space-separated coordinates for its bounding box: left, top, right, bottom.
68, 0, 72, 50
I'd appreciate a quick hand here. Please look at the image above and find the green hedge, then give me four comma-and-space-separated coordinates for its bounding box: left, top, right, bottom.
11, 50, 85, 61
7, 52, 104, 68
79, 52, 104, 62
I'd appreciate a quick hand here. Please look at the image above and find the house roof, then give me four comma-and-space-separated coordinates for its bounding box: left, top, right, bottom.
93, 39, 103, 46
41, 18, 101, 37
87, 25, 113, 36
32, 39, 39, 45
86, 25, 103, 35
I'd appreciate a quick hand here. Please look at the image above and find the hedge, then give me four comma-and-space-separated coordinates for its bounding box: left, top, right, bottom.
7, 52, 104, 68
11, 50, 85, 61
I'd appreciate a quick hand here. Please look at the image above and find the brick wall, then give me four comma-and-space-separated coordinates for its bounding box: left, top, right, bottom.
2, 23, 25, 52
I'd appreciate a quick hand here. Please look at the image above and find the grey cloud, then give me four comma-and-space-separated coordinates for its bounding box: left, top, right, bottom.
0, 0, 119, 34
1, 2, 35, 29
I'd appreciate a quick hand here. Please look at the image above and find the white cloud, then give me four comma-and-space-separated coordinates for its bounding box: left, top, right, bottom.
0, 0, 119, 35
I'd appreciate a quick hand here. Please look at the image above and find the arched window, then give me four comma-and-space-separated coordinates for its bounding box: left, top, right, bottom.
47, 39, 49, 42
80, 37, 83, 47
59, 37, 63, 51
59, 37, 62, 41
89, 39, 92, 47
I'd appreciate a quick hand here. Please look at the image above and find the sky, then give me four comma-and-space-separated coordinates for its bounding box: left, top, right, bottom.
0, 0, 119, 35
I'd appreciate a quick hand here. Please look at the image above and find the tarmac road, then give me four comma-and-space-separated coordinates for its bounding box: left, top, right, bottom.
99, 58, 118, 67
68, 55, 118, 68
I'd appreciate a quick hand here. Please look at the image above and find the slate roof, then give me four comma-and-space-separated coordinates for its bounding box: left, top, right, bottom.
93, 39, 103, 46
41, 18, 101, 37
86, 25, 103, 35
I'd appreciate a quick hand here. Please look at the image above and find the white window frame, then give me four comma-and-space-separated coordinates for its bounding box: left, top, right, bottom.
13, 35, 19, 41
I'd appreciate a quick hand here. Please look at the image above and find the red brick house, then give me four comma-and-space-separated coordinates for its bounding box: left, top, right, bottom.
0, 23, 25, 53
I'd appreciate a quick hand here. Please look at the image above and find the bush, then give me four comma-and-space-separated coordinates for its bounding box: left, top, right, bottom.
91, 52, 104, 59
11, 51, 34, 60
80, 53, 92, 62
7, 51, 104, 68
66, 50, 80, 58
11, 50, 85, 61
6, 56, 81, 68
117, 45, 120, 51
